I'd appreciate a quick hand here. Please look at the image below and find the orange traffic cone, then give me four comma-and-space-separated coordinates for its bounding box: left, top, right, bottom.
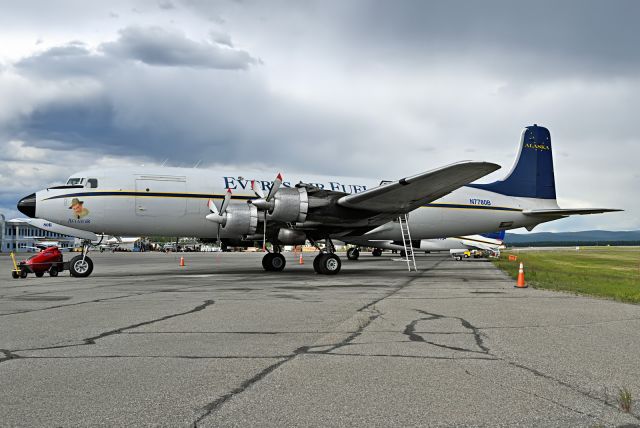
299, 252, 304, 265
179, 256, 185, 267
515, 262, 527, 288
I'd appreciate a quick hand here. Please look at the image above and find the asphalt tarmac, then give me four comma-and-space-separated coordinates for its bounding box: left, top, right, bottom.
1, 251, 639, 427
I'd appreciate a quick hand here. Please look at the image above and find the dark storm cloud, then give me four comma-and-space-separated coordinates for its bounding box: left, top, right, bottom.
100, 26, 257, 69
10, 68, 364, 172
16, 42, 112, 78
223, 0, 640, 78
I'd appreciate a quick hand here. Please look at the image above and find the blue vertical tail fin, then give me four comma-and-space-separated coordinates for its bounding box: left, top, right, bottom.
468, 125, 556, 199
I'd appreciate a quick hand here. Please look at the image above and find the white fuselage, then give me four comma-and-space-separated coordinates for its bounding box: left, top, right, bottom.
34, 166, 557, 240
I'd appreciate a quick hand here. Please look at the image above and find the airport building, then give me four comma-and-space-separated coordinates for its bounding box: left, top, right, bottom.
0, 214, 76, 253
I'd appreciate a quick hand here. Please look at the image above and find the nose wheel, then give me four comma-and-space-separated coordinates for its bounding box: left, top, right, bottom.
69, 255, 94, 277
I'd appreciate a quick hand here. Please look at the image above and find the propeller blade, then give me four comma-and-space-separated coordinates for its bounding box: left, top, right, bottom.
207, 198, 219, 215
266, 173, 283, 202
220, 189, 232, 214
217, 224, 221, 248
251, 180, 265, 198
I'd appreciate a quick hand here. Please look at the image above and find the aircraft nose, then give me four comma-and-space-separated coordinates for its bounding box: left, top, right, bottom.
17, 193, 36, 218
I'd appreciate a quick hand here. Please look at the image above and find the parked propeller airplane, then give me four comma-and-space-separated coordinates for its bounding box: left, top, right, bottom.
17, 125, 619, 276
345, 231, 506, 261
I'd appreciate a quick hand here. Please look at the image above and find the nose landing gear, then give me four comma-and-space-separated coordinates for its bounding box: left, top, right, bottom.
69, 240, 94, 278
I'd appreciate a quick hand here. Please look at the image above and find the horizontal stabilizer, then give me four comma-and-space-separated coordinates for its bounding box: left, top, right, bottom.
523, 208, 623, 217
338, 161, 500, 212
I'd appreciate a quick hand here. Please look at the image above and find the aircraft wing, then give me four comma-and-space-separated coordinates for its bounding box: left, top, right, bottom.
337, 161, 500, 213
20, 218, 98, 241
459, 238, 500, 251
523, 208, 623, 218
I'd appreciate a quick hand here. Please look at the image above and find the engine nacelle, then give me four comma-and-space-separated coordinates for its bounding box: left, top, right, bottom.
277, 228, 307, 245
268, 187, 308, 223
222, 204, 258, 235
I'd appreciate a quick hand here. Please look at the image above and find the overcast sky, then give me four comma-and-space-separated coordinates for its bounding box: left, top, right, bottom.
1, 0, 638, 232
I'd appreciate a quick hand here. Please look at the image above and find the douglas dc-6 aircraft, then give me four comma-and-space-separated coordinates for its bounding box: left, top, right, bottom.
17, 125, 619, 276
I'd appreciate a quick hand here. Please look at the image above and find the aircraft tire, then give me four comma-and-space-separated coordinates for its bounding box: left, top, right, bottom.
262, 253, 274, 271
400, 250, 406, 258
262, 253, 286, 272
11, 271, 19, 279
35, 272, 45, 278
313, 254, 324, 273
20, 269, 28, 278
319, 253, 341, 275
372, 248, 382, 257
346, 248, 360, 260
49, 266, 59, 277
270, 253, 286, 272
70, 255, 93, 278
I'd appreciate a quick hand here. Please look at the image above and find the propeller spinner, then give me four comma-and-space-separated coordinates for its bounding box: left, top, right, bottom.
206, 189, 232, 245
249, 173, 283, 251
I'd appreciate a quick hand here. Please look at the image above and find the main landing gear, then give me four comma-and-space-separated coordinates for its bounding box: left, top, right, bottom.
347, 247, 382, 260
312, 238, 341, 275
260, 239, 342, 275
313, 253, 341, 275
262, 252, 286, 272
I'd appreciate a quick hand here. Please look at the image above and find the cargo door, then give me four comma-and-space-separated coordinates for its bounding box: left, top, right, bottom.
135, 175, 186, 217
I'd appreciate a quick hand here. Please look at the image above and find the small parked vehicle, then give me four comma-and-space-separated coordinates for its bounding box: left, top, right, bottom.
10, 246, 94, 279
12, 246, 64, 278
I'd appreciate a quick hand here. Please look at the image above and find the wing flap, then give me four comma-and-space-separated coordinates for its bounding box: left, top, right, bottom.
337, 161, 500, 212
523, 208, 623, 217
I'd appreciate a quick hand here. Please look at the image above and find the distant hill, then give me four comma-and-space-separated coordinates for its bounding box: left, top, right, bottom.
504, 230, 640, 246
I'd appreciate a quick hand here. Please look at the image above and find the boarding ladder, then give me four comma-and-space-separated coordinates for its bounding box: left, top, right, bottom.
399, 214, 417, 272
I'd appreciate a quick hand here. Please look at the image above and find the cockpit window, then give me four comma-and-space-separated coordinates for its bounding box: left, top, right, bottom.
86, 178, 98, 188
66, 178, 84, 185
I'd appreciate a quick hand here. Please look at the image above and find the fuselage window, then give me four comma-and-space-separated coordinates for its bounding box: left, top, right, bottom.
87, 178, 98, 188
67, 178, 84, 185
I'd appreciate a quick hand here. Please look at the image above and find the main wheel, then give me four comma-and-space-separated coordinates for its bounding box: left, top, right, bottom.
318, 253, 341, 275
262, 253, 286, 272
35, 272, 45, 278
400, 250, 407, 258
20, 269, 28, 278
69, 255, 93, 278
49, 266, 59, 277
11, 271, 19, 279
262, 253, 274, 271
372, 248, 382, 257
346, 248, 360, 261
313, 254, 324, 274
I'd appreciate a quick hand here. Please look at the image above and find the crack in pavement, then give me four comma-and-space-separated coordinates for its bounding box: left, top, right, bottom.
400, 308, 639, 421
402, 310, 489, 354
191, 261, 443, 426
0, 349, 21, 363
3, 300, 215, 359
0, 292, 151, 317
